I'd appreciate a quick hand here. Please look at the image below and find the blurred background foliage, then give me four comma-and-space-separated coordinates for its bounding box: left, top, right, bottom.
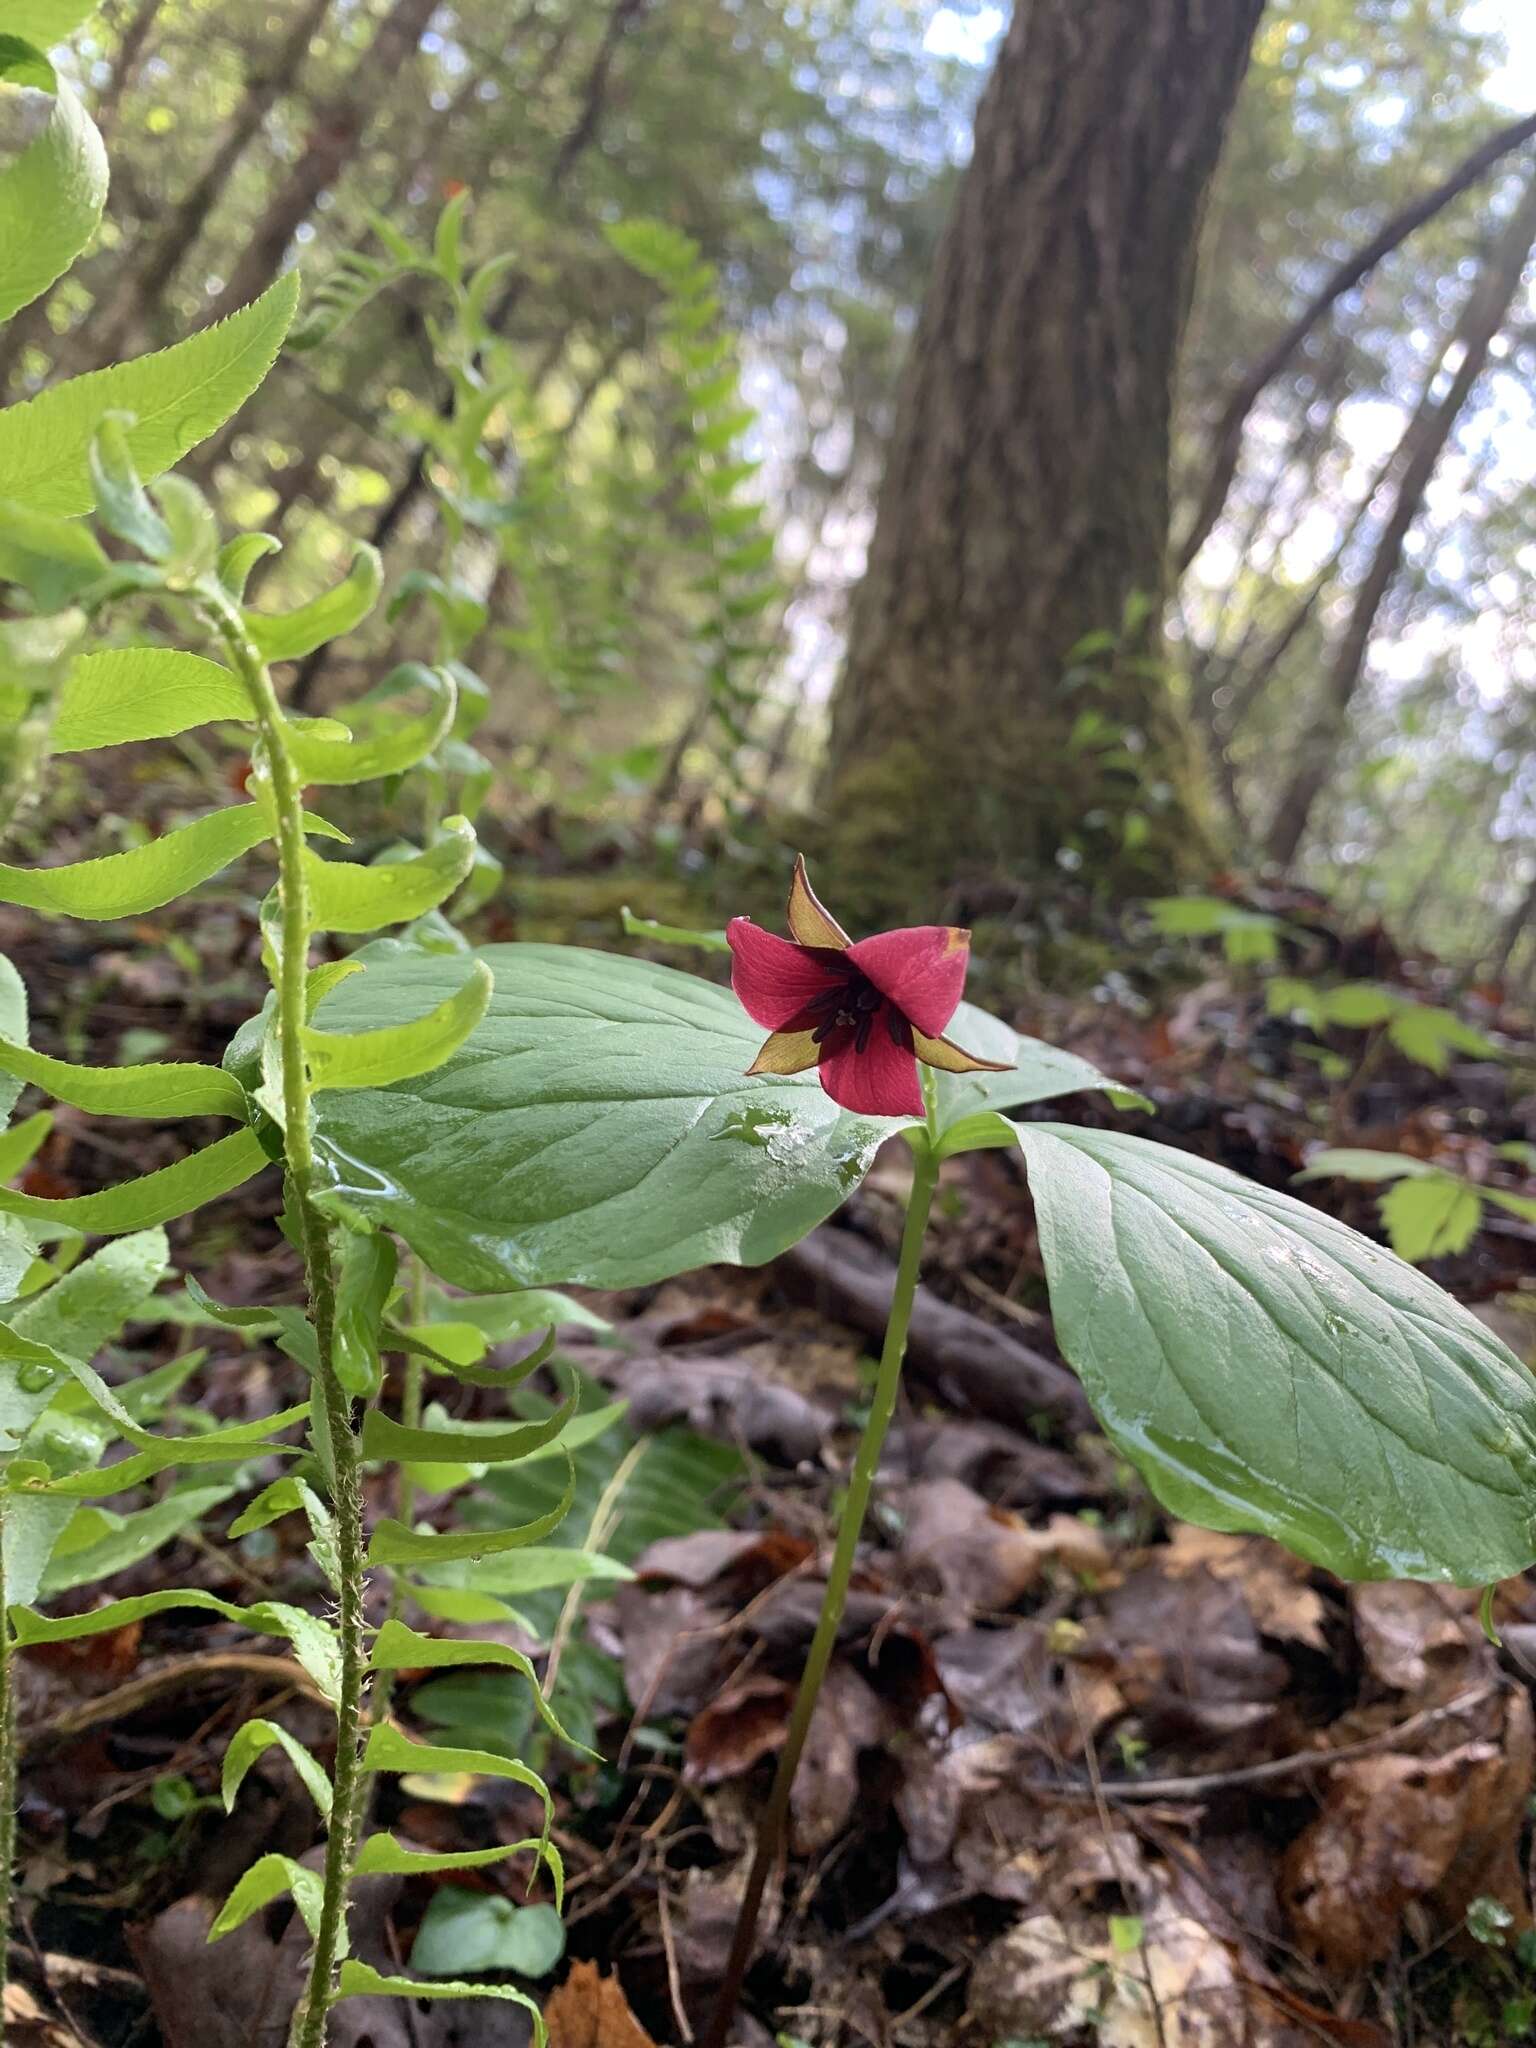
7, 0, 1536, 987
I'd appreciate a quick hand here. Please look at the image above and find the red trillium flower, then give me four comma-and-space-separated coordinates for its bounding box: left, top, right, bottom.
726, 858, 1009, 1118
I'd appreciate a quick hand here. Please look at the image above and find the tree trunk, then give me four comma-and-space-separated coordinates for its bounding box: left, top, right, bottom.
92, 0, 165, 140
1264, 155, 1536, 871
200, 0, 440, 329
86, 0, 335, 366
820, 0, 1264, 920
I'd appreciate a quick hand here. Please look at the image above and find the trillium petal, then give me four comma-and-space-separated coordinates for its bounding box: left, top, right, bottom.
846, 925, 971, 1037
726, 918, 844, 1029
818, 1020, 924, 1118
911, 1028, 1012, 1075
786, 854, 851, 950
746, 1028, 821, 1076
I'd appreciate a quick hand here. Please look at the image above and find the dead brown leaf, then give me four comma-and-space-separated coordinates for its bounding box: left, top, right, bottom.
901, 1478, 1112, 1611
966, 1895, 1312, 2046
544, 1962, 659, 2048
612, 1584, 728, 1721
1, 1982, 75, 2047
684, 1672, 794, 1785
634, 1527, 813, 1594
1161, 1524, 1329, 1652
790, 1661, 887, 1853
1282, 1702, 1532, 1974
1349, 1581, 1487, 1701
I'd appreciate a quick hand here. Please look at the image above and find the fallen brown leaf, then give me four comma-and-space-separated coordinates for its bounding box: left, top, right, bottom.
684, 1672, 794, 1785
1349, 1581, 1486, 1701
901, 1478, 1112, 1610
544, 1961, 658, 2048
1282, 1701, 1531, 1974
967, 1896, 1312, 2046
1161, 1524, 1329, 1652
790, 1660, 887, 1853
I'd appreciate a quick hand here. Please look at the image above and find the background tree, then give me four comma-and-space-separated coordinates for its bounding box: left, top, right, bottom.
818, 0, 1266, 922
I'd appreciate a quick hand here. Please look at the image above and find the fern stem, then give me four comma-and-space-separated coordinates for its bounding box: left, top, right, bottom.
0, 1492, 15, 2031
207, 594, 368, 2048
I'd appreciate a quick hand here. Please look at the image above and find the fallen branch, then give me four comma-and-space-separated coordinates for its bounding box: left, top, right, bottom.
777, 1226, 1094, 1435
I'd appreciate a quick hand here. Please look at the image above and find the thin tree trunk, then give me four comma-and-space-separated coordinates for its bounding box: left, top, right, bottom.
92, 0, 165, 139
0, 0, 169, 393
86, 0, 335, 366
200, 0, 440, 330
822, 0, 1265, 916
1178, 107, 1536, 571
1265, 157, 1536, 869
1489, 864, 1536, 987
290, 0, 656, 707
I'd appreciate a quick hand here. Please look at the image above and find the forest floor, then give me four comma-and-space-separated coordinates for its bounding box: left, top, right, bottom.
4, 775, 1536, 2048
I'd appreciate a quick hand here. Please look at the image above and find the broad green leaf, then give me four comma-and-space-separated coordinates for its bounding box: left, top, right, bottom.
51, 648, 252, 752
4, 1488, 76, 1606
331, 1226, 394, 1397
2, 5, 100, 47
209, 1854, 324, 1941
221, 1717, 331, 1817
0, 273, 298, 517
0, 954, 27, 1126
0, 1127, 267, 1232
6, 1226, 165, 1356
0, 1034, 247, 1120
369, 1619, 591, 1754
0, 43, 107, 324
0, 804, 281, 919
933, 1001, 1148, 1131
0, 1323, 82, 1452
423, 1288, 610, 1344
1017, 1124, 1536, 1585
40, 1483, 234, 1593
0, 1111, 49, 1181
308, 941, 894, 1289
0, 499, 109, 608
245, 542, 382, 662
1387, 1003, 1499, 1074
411, 1888, 564, 1980
32, 1348, 307, 1476
303, 960, 491, 1092
284, 663, 456, 783
1379, 1176, 1483, 1263
304, 819, 476, 934
1294, 1148, 1437, 1185
334, 1962, 543, 2040
355, 1830, 564, 1909
1318, 984, 1399, 1029
0, 1218, 37, 1302
361, 1723, 551, 1831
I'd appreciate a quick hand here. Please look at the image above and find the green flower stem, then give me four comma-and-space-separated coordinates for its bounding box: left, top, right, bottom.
0, 1490, 14, 2027
206, 593, 368, 2048
701, 1131, 941, 2048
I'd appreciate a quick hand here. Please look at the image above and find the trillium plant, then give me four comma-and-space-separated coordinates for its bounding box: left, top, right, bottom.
6, 13, 1536, 2048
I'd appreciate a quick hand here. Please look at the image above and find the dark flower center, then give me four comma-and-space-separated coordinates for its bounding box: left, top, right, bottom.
788, 959, 912, 1058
